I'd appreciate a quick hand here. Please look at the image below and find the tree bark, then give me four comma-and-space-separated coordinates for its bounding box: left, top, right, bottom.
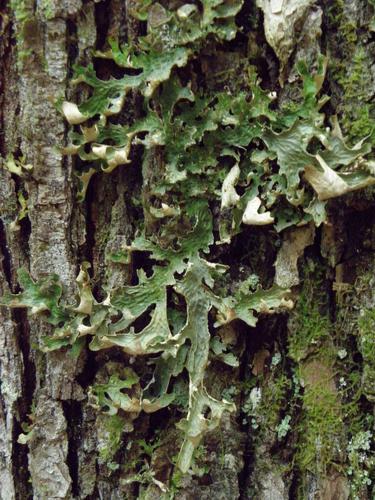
0, 1, 375, 499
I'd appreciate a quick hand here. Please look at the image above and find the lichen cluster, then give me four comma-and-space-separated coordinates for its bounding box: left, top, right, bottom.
2, 0, 375, 477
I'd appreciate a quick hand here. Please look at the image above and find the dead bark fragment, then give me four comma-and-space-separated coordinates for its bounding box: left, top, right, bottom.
275, 224, 315, 288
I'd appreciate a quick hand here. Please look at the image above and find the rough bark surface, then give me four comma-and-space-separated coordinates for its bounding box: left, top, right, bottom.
0, 0, 375, 499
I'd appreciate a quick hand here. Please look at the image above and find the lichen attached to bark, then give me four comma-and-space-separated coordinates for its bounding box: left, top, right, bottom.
2, 0, 375, 494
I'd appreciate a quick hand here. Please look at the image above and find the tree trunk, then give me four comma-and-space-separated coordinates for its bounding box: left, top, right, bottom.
0, 0, 375, 499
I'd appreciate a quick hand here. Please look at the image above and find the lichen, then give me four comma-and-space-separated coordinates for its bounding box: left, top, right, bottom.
2, 0, 375, 480
244, 371, 292, 437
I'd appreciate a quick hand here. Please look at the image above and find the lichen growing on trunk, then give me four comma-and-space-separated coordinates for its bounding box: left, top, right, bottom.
1, 0, 375, 498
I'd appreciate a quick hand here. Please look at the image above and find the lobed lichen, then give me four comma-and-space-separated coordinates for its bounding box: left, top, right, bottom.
3, 0, 375, 485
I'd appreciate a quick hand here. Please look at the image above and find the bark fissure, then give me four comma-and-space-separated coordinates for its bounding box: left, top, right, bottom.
94, 0, 111, 51
0, 219, 13, 288
66, 18, 79, 80
237, 323, 257, 499
13, 309, 36, 416
62, 400, 82, 498
11, 416, 32, 500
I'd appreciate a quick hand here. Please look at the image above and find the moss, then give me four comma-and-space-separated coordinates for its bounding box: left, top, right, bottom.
288, 296, 330, 362
326, 2, 357, 43
10, 1, 43, 69
348, 105, 375, 141
169, 468, 184, 497
10, 0, 31, 23
340, 20, 358, 44
294, 356, 345, 478
326, 1, 375, 145
255, 372, 292, 436
358, 308, 375, 401
39, 0, 54, 20
329, 267, 375, 496
326, 0, 359, 44
286, 259, 349, 493
98, 413, 127, 466
288, 261, 331, 362
335, 48, 375, 143
293, 263, 375, 498
326, 0, 344, 25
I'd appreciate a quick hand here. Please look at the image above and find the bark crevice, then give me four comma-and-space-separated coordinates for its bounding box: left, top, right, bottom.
62, 400, 82, 498
0, 219, 13, 287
